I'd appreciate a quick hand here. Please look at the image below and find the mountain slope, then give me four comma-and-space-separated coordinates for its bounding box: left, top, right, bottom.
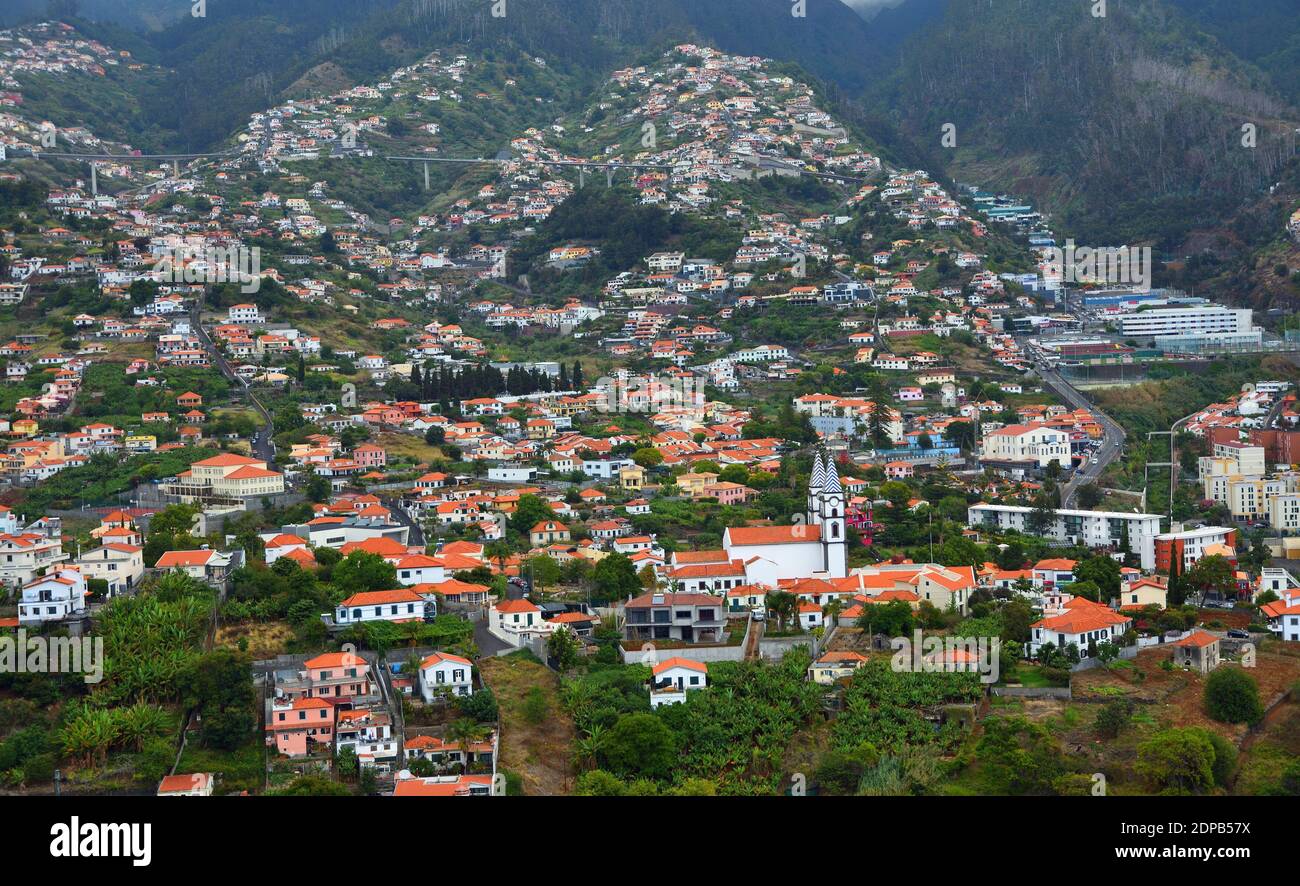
100, 0, 889, 151
1170, 0, 1300, 105
875, 0, 1298, 246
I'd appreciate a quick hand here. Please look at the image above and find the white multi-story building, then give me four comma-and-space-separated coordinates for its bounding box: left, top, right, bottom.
1118, 305, 1253, 338
968, 504, 1163, 570
1118, 306, 1260, 349
18, 568, 87, 625
1211, 441, 1266, 477
0, 532, 69, 588
980, 423, 1071, 470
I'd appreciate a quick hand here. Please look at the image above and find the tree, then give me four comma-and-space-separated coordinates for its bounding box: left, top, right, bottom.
305, 472, 331, 503
272, 404, 307, 436
547, 627, 580, 670
181, 649, 256, 751
1204, 667, 1264, 725
590, 553, 641, 604
1075, 555, 1121, 601
999, 597, 1035, 643
447, 717, 487, 762
332, 551, 397, 595
454, 687, 498, 723
1063, 580, 1100, 603
632, 447, 663, 468
508, 494, 555, 536
879, 481, 912, 512
526, 555, 561, 588
857, 599, 914, 637
1076, 483, 1104, 509
574, 769, 625, 796
937, 535, 984, 569
600, 713, 677, 780
765, 590, 799, 632
336, 746, 359, 779
1094, 699, 1133, 738
1025, 494, 1056, 535
1136, 728, 1216, 794
1183, 555, 1236, 605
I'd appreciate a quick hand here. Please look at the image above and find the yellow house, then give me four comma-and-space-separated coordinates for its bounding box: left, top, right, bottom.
676, 471, 719, 497
167, 453, 285, 502
125, 435, 157, 452
619, 463, 645, 490
808, 651, 869, 685
1116, 578, 1168, 611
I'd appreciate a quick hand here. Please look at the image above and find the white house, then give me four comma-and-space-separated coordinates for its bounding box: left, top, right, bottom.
335, 588, 426, 626
18, 568, 87, 625
418, 651, 474, 701
649, 657, 708, 708
394, 554, 447, 586
1028, 599, 1132, 656
74, 543, 144, 596
980, 423, 1071, 470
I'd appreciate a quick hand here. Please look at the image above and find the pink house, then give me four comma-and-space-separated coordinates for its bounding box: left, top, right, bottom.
278, 651, 373, 701
884, 461, 915, 480
266, 696, 334, 758
352, 444, 388, 469
702, 481, 753, 506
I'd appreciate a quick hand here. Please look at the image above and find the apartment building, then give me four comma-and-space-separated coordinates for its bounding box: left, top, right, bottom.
1118, 306, 1259, 347
1153, 526, 1238, 573
968, 504, 1163, 570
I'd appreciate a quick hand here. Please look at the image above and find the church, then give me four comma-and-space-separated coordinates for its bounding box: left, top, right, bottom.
718, 450, 848, 587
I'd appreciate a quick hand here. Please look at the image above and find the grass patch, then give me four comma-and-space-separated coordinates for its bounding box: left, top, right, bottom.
479, 653, 574, 796
176, 739, 265, 795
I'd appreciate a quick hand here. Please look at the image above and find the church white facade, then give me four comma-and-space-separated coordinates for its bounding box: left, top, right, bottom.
720, 451, 848, 585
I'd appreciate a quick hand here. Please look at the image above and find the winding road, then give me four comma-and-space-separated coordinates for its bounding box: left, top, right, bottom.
1036, 362, 1127, 509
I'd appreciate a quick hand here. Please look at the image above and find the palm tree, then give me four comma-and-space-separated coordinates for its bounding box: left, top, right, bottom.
119, 703, 169, 752
572, 722, 606, 771
447, 717, 487, 771
484, 541, 511, 575
765, 590, 798, 632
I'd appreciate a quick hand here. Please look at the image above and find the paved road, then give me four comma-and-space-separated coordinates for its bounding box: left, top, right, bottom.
1037, 364, 1127, 508
386, 497, 426, 548
190, 300, 275, 463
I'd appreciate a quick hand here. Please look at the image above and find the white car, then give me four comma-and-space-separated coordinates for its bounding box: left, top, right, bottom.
751, 607, 766, 622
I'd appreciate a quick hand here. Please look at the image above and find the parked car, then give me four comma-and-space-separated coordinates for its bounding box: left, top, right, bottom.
751, 607, 766, 622
1227, 629, 1251, 640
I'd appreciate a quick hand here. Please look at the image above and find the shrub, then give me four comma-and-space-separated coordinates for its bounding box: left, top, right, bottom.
1094, 699, 1134, 738
1204, 668, 1264, 725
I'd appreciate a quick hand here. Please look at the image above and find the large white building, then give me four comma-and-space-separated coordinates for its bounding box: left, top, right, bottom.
968, 504, 1163, 570
1117, 306, 1260, 349
721, 451, 847, 584
980, 423, 1071, 470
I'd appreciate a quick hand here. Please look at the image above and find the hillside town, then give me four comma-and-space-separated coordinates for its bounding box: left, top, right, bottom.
0, 18, 1296, 809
